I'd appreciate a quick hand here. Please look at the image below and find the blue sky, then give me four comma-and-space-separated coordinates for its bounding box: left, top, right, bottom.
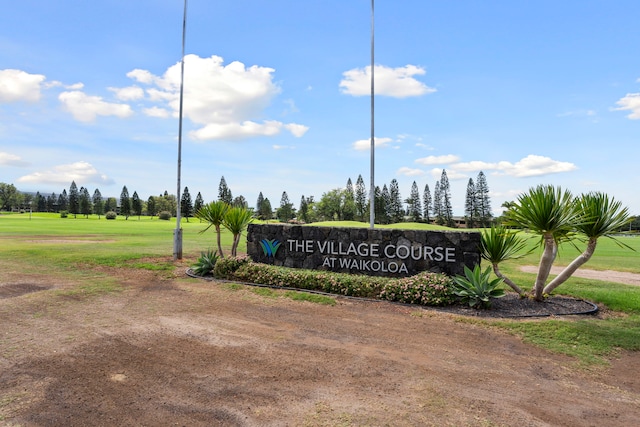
1, 0, 639, 216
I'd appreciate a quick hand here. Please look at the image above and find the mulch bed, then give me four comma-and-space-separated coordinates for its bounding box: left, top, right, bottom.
431, 293, 599, 318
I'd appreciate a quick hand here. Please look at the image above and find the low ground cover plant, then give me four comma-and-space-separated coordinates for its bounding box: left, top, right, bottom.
194, 255, 457, 306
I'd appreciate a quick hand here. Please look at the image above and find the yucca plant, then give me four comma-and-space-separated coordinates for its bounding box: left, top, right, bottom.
480, 226, 531, 296
504, 185, 578, 301
543, 192, 633, 295
195, 201, 230, 258
222, 206, 254, 257
452, 265, 505, 309
191, 248, 219, 277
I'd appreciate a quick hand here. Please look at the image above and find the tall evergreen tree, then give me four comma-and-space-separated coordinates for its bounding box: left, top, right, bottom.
342, 178, 356, 221
389, 179, 403, 223
354, 174, 367, 221
120, 186, 131, 219
373, 186, 385, 224
439, 170, 455, 227
406, 181, 422, 222
92, 189, 104, 219
68, 181, 79, 218
79, 187, 92, 218
194, 192, 204, 215
298, 195, 312, 223
381, 184, 392, 224
475, 171, 492, 227
35, 192, 46, 212
218, 176, 233, 204
132, 191, 143, 220
146, 196, 156, 217
58, 190, 68, 212
104, 197, 117, 213
256, 192, 264, 214
433, 182, 443, 225
47, 192, 57, 212
422, 184, 432, 223
464, 178, 477, 228
180, 187, 193, 222
259, 197, 272, 220
276, 191, 295, 222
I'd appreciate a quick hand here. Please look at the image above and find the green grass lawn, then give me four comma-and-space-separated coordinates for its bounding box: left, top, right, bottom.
2, 212, 639, 366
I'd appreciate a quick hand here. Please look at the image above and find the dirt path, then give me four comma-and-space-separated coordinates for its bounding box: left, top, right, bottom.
520, 266, 640, 286
1, 266, 639, 426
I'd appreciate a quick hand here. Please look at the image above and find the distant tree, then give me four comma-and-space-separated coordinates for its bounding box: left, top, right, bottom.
276, 191, 295, 222
58, 190, 68, 212
259, 197, 273, 220
475, 171, 492, 227
194, 192, 204, 215
388, 179, 403, 223
343, 178, 356, 220
433, 182, 443, 225
47, 192, 58, 212
372, 186, 385, 224
298, 195, 314, 223
406, 181, 422, 222
0, 183, 21, 211
464, 178, 477, 228
68, 181, 79, 218
256, 192, 264, 214
354, 174, 367, 221
232, 195, 247, 209
155, 193, 177, 216
380, 184, 392, 224
439, 170, 455, 227
132, 191, 143, 220
180, 187, 193, 222
78, 187, 92, 218
146, 196, 156, 217
218, 176, 233, 204
423, 184, 432, 223
104, 197, 117, 213
33, 192, 45, 212
92, 189, 104, 219
316, 189, 344, 221
120, 186, 131, 219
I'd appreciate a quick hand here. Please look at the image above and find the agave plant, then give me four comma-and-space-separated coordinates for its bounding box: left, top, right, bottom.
452, 265, 505, 309
191, 248, 219, 277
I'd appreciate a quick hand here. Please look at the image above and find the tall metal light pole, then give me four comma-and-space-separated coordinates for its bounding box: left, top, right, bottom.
369, 0, 375, 229
173, 0, 188, 260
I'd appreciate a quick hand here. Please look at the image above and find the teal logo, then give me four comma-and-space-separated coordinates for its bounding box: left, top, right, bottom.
259, 239, 281, 257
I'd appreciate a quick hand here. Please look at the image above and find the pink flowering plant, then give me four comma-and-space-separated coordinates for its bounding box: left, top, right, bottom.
379, 272, 456, 306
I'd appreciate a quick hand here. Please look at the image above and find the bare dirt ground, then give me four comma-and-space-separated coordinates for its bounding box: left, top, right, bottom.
1, 263, 639, 426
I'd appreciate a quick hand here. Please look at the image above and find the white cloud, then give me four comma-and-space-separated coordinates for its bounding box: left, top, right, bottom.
613, 92, 640, 119
17, 161, 113, 185
143, 106, 171, 118
190, 120, 308, 141
340, 64, 436, 98
429, 168, 468, 180
0, 69, 46, 102
0, 152, 29, 167
109, 85, 144, 101
397, 166, 424, 177
353, 137, 393, 151
449, 155, 576, 177
492, 154, 577, 177
58, 91, 134, 122
128, 54, 306, 141
273, 145, 295, 150
415, 154, 460, 165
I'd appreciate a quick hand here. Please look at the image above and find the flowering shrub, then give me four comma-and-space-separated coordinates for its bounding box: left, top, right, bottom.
379, 272, 456, 306
105, 211, 117, 220
233, 263, 387, 298
213, 255, 250, 279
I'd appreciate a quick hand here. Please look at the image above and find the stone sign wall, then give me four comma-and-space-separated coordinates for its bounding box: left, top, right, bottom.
247, 224, 481, 277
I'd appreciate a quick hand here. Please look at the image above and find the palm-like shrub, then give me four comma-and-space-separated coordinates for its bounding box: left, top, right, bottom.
222, 206, 254, 257
504, 185, 578, 300
481, 226, 530, 296
195, 201, 230, 258
191, 249, 219, 276
452, 265, 505, 309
